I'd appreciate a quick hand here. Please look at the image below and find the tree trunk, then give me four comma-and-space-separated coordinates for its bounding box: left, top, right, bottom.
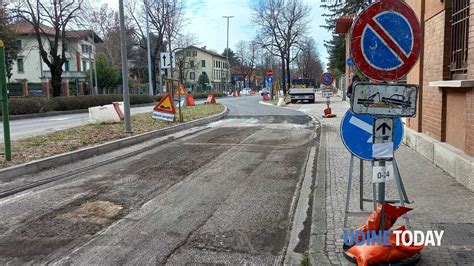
151, 54, 157, 94
51, 66, 63, 97
280, 56, 287, 95
286, 54, 291, 89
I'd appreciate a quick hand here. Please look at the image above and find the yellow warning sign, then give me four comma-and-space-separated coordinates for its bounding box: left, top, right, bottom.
177, 84, 186, 95
153, 93, 176, 114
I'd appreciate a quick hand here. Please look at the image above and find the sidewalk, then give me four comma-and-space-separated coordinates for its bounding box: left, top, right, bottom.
286, 96, 474, 265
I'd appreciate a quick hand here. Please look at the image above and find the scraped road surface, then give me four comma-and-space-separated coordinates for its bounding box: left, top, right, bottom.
0, 96, 319, 264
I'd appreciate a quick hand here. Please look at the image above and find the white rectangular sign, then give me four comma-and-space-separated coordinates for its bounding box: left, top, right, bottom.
152, 111, 175, 122
160, 52, 175, 69
322, 89, 334, 98
351, 83, 418, 117
373, 164, 394, 183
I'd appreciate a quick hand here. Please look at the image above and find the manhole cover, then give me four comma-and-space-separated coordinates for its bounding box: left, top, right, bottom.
431, 223, 474, 246
58, 200, 123, 225
453, 250, 474, 264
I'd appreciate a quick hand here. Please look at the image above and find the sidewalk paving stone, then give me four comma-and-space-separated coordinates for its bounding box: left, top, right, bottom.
286, 95, 474, 265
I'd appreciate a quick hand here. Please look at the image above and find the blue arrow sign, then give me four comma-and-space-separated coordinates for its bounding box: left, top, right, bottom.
340, 111, 403, 161
267, 77, 273, 84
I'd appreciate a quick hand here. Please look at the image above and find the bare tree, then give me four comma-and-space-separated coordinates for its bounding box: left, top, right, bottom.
296, 37, 323, 82
235, 39, 258, 88
127, 0, 184, 93
252, 0, 310, 94
91, 4, 127, 70
11, 0, 86, 97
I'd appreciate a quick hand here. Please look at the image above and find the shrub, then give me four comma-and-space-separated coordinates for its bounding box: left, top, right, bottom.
2, 94, 156, 115
1, 97, 50, 115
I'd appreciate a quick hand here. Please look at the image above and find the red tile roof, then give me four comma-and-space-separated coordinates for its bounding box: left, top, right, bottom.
335, 14, 356, 34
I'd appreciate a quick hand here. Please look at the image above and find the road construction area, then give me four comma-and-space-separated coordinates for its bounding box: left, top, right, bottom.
0, 97, 319, 264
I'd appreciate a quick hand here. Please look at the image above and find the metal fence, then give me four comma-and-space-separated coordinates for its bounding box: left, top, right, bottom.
450, 0, 470, 78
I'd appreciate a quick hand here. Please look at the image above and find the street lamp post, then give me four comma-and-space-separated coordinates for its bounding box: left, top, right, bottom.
223, 16, 234, 94
145, 0, 154, 95
119, 0, 132, 132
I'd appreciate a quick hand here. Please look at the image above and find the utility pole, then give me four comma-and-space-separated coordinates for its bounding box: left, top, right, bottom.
145, 0, 153, 95
119, 0, 132, 132
0, 40, 11, 161
223, 16, 234, 93
92, 29, 98, 95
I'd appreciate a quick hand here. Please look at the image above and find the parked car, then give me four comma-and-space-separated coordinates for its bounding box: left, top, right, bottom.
261, 88, 270, 96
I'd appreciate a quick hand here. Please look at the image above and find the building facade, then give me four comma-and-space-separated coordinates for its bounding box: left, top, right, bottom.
10, 22, 100, 95
174, 46, 229, 91
336, 0, 474, 191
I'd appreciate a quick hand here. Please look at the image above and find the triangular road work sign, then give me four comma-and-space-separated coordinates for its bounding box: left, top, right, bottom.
154, 93, 176, 114
177, 84, 187, 96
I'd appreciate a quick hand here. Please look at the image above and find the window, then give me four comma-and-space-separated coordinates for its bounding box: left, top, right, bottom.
190, 60, 195, 67
450, 0, 470, 79
201, 60, 206, 67
17, 58, 24, 73
190, 72, 195, 80
186, 50, 191, 56
82, 60, 87, 71
14, 40, 22, 50
82, 44, 92, 53
192, 51, 197, 57
64, 60, 70, 72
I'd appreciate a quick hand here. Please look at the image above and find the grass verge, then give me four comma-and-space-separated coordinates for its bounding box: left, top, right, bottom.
0, 104, 224, 169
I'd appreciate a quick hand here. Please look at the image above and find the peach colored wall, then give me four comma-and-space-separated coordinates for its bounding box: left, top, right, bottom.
424, 0, 445, 21
405, 0, 424, 132
446, 90, 467, 151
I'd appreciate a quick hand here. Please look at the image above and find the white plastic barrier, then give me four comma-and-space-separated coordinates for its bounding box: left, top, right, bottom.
89, 102, 125, 124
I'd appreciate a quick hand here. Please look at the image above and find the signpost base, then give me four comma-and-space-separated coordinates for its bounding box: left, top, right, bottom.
343, 156, 411, 229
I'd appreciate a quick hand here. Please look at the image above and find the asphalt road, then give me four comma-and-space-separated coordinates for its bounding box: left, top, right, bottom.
0, 96, 273, 143
0, 96, 318, 264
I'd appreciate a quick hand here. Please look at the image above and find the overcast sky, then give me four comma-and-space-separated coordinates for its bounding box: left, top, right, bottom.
98, 0, 332, 67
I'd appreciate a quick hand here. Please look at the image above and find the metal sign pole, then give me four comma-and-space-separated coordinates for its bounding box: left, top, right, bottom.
0, 40, 12, 161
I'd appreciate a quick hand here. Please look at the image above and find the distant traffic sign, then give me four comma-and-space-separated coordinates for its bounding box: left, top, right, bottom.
340, 111, 403, 161
351, 83, 418, 117
320, 72, 335, 86
160, 52, 175, 69
266, 70, 273, 77
346, 57, 354, 67
350, 0, 421, 81
267, 77, 273, 84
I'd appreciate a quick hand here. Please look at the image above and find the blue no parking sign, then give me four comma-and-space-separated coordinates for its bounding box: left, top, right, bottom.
340, 110, 404, 161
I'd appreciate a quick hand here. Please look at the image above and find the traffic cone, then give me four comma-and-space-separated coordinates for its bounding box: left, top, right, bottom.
186, 95, 195, 106
323, 107, 337, 118
206, 94, 216, 104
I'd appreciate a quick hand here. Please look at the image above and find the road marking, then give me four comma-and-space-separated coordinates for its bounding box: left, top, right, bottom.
349, 116, 373, 143
49, 117, 72, 121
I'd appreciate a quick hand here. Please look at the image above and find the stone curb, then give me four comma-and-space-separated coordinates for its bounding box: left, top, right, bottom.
0, 105, 229, 181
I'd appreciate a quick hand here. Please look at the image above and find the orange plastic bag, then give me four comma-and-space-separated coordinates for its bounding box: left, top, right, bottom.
347, 226, 424, 266
358, 203, 412, 233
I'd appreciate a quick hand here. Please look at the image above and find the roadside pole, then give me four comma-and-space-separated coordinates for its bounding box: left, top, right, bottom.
119, 0, 132, 132
0, 40, 12, 161
145, 0, 153, 96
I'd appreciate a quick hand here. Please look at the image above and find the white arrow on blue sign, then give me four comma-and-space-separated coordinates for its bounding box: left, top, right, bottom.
340, 110, 403, 161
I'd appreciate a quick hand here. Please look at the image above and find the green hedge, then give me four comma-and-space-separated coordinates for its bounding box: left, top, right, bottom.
1, 93, 227, 116
1, 94, 155, 115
